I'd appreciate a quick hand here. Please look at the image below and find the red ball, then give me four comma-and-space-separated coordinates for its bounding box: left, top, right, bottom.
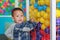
30, 29, 36, 40
40, 30, 46, 36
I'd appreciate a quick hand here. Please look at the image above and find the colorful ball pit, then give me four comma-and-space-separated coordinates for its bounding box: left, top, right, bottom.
0, 0, 15, 15
29, 0, 50, 40
0, 0, 26, 17
30, 22, 50, 40
19, 0, 26, 17
56, 1, 60, 40
56, 18, 60, 40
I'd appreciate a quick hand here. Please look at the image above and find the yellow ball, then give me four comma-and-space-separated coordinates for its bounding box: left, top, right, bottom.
6, 0, 8, 1
37, 18, 40, 22
34, 9, 38, 14
45, 0, 50, 6
12, 3, 15, 6
39, 17, 45, 23
36, 12, 41, 17
30, 5, 35, 10
29, 11, 36, 19
43, 13, 49, 19
56, 0, 60, 2
30, 0, 35, 5
41, 24, 46, 30
24, 17, 26, 22
46, 7, 50, 14
56, 9, 60, 18
1, 6, 5, 9
19, 4, 22, 8
38, 0, 45, 5
40, 11, 45, 17
44, 20, 50, 27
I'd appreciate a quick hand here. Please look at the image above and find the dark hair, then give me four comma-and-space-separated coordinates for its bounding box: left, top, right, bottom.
12, 8, 23, 16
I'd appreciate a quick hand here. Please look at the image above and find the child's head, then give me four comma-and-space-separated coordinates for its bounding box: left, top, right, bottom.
12, 8, 24, 24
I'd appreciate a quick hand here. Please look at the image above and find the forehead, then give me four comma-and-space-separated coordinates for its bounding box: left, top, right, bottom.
14, 10, 23, 13
13, 10, 23, 15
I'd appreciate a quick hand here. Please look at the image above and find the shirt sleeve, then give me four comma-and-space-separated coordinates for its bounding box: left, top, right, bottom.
5, 24, 15, 40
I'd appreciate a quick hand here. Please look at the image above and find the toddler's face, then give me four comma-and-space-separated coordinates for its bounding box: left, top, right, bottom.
12, 10, 24, 24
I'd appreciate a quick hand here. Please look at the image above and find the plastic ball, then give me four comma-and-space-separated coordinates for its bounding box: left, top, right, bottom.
56, 0, 60, 2
57, 2, 60, 9
30, 0, 35, 5
6, 0, 8, 2
46, 7, 50, 13
56, 28, 60, 35
44, 20, 50, 26
41, 37, 47, 40
9, 0, 15, 3
1, 6, 5, 9
39, 17, 45, 23
38, 6, 43, 11
43, 12, 48, 19
45, 34, 50, 40
23, 8, 26, 12
3, 2, 9, 8
12, 3, 15, 6
22, 1, 26, 5
43, 5, 47, 10
38, 0, 45, 5
30, 5, 35, 10
44, 27, 50, 34
19, 0, 23, 2
22, 5, 26, 9
0, 3, 2, 7
56, 18, 60, 26
34, 3, 38, 8
45, 0, 50, 6
41, 24, 46, 30
36, 12, 41, 17
33, 9, 38, 14
0, 0, 2, 3
40, 30, 46, 35
0, 9, 4, 13
56, 9, 60, 18
35, 22, 42, 30
40, 11, 45, 17
56, 36, 60, 40
19, 3, 22, 8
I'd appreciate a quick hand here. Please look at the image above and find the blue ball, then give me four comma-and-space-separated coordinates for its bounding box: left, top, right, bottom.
57, 36, 60, 40
57, 2, 60, 9
22, 5, 26, 9
34, 3, 38, 8
44, 27, 50, 34
38, 6, 43, 11
43, 5, 47, 10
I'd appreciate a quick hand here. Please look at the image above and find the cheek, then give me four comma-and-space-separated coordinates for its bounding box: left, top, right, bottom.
21, 17, 24, 20
15, 17, 19, 21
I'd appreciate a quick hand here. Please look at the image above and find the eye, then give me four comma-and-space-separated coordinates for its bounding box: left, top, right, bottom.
16, 15, 19, 17
21, 15, 23, 17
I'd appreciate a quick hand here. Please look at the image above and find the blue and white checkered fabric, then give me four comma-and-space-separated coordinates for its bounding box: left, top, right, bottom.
13, 21, 36, 40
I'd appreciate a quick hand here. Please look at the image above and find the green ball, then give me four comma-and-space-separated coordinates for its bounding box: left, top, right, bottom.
0, 3, 2, 7
10, 0, 15, 3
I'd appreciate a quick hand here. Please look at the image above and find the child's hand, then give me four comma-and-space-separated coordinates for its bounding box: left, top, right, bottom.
30, 18, 35, 22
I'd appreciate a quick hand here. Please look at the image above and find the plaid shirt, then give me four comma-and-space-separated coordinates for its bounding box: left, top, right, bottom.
13, 21, 36, 40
